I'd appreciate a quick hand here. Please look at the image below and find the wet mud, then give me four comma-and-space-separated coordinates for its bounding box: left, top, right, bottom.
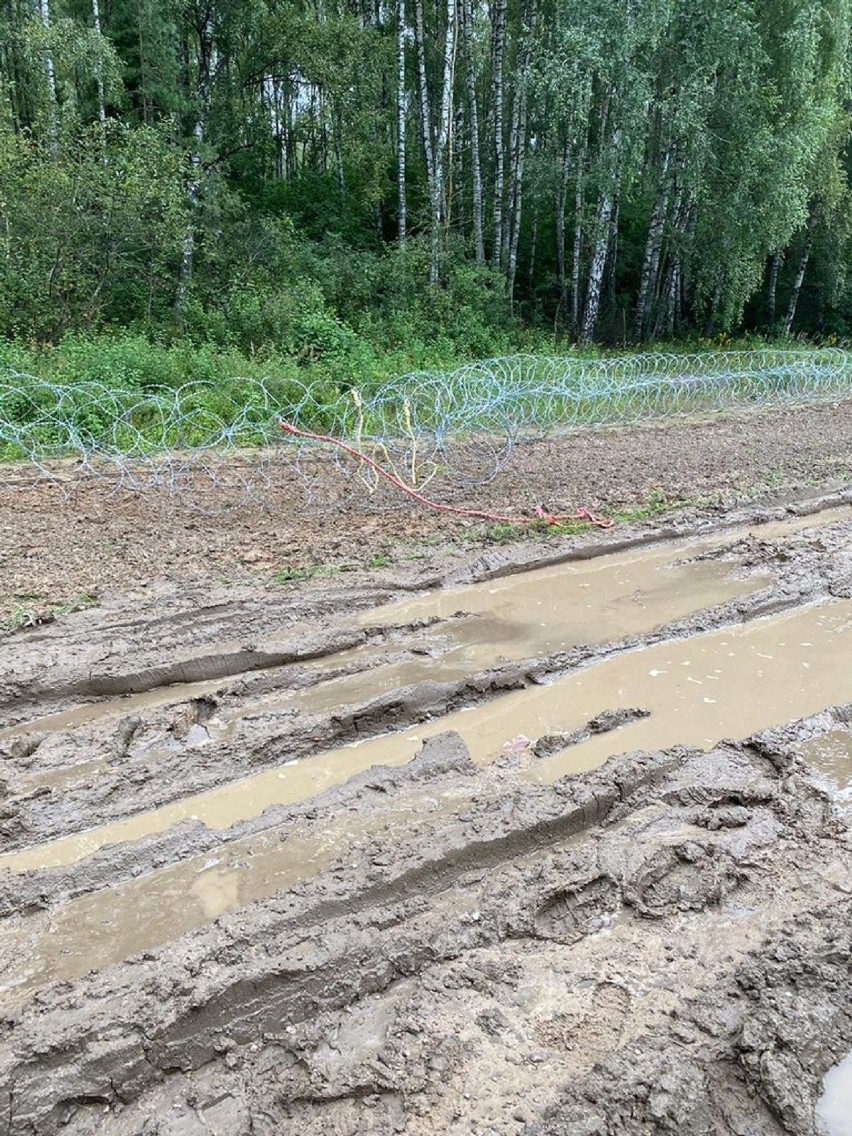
2, 489, 852, 1134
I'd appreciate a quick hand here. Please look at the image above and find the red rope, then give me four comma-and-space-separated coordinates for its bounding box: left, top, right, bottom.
279, 420, 614, 529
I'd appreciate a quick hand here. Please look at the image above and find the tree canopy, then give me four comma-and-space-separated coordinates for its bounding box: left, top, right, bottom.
1, 0, 851, 353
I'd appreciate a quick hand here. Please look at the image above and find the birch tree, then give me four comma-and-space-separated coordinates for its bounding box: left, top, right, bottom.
396, 0, 407, 241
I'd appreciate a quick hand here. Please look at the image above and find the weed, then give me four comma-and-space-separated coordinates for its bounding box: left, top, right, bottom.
612, 490, 693, 524
51, 593, 98, 617
473, 492, 698, 547
273, 563, 341, 585
368, 554, 390, 568
5, 601, 42, 633
2, 592, 98, 635
274, 566, 313, 584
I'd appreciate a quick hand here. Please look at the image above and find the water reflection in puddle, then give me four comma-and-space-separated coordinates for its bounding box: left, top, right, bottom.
796, 731, 852, 808
817, 1050, 852, 1135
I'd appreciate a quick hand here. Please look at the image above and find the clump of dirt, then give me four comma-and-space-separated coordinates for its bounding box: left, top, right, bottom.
533, 707, 651, 758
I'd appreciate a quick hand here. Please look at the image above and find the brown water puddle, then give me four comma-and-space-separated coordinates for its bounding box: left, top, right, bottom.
5, 503, 848, 747
1, 544, 767, 871
0, 829, 331, 998
796, 729, 852, 807
0, 730, 427, 871
292, 562, 758, 710
4, 600, 852, 877
528, 600, 852, 782
360, 504, 852, 634
0, 794, 465, 999
0, 675, 232, 743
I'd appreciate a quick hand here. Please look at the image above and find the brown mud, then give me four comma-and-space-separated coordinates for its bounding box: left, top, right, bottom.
2, 414, 852, 1134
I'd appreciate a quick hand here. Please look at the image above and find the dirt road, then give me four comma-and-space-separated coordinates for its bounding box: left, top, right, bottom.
1, 402, 852, 1135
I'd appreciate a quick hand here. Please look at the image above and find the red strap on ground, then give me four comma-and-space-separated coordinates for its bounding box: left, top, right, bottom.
278, 420, 614, 529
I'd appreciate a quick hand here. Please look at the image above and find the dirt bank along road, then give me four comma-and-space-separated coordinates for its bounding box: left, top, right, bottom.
1, 401, 852, 1136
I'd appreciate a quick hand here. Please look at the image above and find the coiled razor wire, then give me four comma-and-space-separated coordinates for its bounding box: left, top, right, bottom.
0, 348, 850, 513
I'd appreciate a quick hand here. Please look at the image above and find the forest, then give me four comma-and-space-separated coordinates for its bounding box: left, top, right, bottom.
1, 0, 852, 380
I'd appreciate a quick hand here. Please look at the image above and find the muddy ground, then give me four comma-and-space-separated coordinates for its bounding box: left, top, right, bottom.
0, 397, 850, 628
1, 402, 852, 1135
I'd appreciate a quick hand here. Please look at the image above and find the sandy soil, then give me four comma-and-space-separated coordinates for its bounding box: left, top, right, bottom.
1, 402, 852, 1135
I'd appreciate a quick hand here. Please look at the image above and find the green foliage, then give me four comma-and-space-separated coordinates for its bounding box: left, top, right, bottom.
0, 0, 851, 356
0, 121, 187, 339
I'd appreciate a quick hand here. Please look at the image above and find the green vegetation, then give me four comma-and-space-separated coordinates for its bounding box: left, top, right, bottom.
477, 492, 695, 545
1, 0, 852, 386
2, 592, 98, 635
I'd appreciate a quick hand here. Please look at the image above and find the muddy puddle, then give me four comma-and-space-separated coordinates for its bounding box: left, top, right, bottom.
3, 503, 849, 753
817, 1051, 852, 1135
0, 828, 336, 997
796, 729, 852, 808
0, 527, 769, 745
0, 675, 232, 744
360, 502, 852, 630
0, 793, 471, 998
5, 598, 852, 882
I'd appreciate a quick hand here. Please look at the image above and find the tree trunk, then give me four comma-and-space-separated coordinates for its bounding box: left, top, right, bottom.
461, 0, 484, 263
555, 136, 571, 326
580, 191, 615, 343
396, 0, 407, 241
506, 73, 529, 305
429, 0, 456, 284
633, 146, 671, 341
36, 0, 58, 156
413, 0, 435, 191
91, 0, 107, 125
527, 208, 538, 290
505, 0, 536, 299
783, 214, 816, 336
580, 127, 621, 344
767, 249, 780, 333
703, 280, 721, 337
570, 130, 587, 338
501, 68, 520, 266
175, 8, 215, 326
490, 0, 506, 268
333, 105, 346, 196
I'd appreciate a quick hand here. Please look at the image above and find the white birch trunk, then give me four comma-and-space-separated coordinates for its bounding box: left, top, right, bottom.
783, 215, 816, 336
501, 72, 521, 267
633, 147, 672, 341
580, 126, 621, 344
413, 0, 435, 191
91, 0, 107, 125
767, 251, 779, 332
461, 0, 484, 263
504, 0, 535, 291
506, 72, 530, 306
175, 13, 215, 324
490, 0, 506, 268
555, 136, 571, 324
571, 134, 586, 337
396, 0, 407, 241
429, 0, 456, 283
36, 0, 58, 157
